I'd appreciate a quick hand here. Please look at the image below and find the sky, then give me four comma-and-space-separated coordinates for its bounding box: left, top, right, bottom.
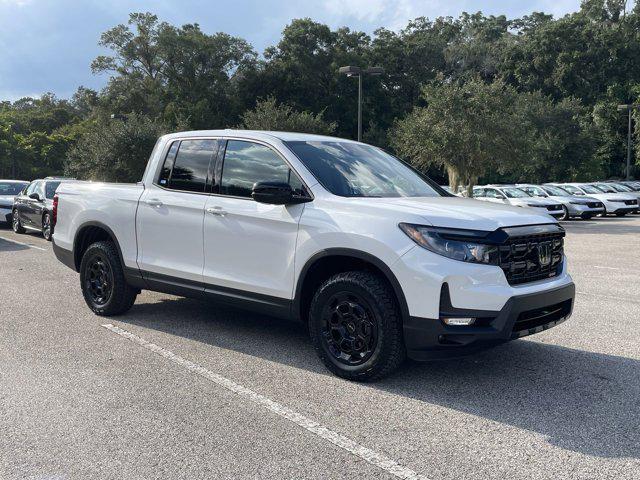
0, 0, 583, 101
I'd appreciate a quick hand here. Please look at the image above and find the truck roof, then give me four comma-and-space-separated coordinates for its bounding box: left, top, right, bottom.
160, 129, 359, 144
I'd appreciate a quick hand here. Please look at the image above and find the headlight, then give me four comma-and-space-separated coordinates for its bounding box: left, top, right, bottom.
399, 223, 499, 265
569, 201, 587, 205
527, 203, 543, 207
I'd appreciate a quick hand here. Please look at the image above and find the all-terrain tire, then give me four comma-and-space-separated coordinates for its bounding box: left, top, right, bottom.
80, 240, 137, 316
308, 271, 405, 381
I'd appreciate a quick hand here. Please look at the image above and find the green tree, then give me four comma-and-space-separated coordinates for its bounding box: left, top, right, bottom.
392, 78, 529, 194
65, 114, 165, 182
239, 97, 336, 135
92, 12, 257, 129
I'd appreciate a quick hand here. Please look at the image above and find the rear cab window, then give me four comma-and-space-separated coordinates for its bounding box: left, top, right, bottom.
156, 139, 219, 193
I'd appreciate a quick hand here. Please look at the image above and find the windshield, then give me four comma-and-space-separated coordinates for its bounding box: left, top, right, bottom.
542, 185, 570, 196
44, 181, 61, 199
580, 185, 602, 194
502, 188, 530, 198
560, 185, 581, 195
526, 186, 548, 197
593, 184, 616, 193
285, 141, 443, 198
0, 182, 27, 195
609, 183, 631, 192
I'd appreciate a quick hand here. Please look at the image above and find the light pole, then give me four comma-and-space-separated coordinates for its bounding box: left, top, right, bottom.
617, 103, 640, 180
339, 66, 384, 142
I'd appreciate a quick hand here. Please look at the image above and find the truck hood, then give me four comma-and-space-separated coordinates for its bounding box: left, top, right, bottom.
358, 196, 557, 230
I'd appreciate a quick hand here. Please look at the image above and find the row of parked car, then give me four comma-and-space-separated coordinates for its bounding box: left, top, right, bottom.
444, 181, 640, 220
2, 176, 639, 244
0, 177, 82, 240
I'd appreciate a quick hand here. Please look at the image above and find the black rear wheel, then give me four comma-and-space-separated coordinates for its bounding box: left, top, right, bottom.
80, 241, 137, 316
12, 209, 25, 234
309, 271, 405, 381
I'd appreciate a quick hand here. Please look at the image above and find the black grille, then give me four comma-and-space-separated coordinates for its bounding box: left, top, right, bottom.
625, 200, 637, 206
546, 204, 562, 211
513, 299, 572, 333
498, 229, 564, 285
588, 202, 602, 208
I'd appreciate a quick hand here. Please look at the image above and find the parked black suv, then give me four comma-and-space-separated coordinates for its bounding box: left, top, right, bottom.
12, 177, 75, 240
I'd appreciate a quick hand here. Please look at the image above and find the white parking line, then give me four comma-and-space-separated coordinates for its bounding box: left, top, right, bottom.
0, 236, 47, 251
102, 323, 429, 480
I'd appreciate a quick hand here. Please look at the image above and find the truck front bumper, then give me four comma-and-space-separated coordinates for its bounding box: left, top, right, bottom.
404, 282, 575, 360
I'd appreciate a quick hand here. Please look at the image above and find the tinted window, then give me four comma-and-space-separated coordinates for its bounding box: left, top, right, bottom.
0, 182, 27, 195
561, 185, 582, 195
502, 188, 530, 198
542, 185, 570, 196
485, 189, 502, 199
45, 181, 61, 199
594, 184, 616, 193
524, 186, 547, 197
582, 184, 604, 194
167, 140, 217, 192
286, 141, 441, 198
158, 141, 180, 187
25, 182, 38, 196
473, 188, 485, 198
220, 140, 305, 198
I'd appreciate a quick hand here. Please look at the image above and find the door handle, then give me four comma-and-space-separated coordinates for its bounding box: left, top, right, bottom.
206, 206, 227, 216
145, 199, 163, 207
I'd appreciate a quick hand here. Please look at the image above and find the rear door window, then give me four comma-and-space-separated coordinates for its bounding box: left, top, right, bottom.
159, 139, 218, 193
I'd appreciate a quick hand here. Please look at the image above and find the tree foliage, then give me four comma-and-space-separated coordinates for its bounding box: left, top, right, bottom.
65, 114, 165, 182
239, 97, 336, 135
2, 2, 640, 183
392, 79, 529, 193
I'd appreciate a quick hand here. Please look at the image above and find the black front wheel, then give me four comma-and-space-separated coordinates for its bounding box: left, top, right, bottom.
309, 271, 405, 381
42, 212, 52, 241
80, 241, 137, 316
12, 209, 25, 234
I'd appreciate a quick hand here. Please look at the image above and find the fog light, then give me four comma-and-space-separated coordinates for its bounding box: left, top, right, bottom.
442, 317, 476, 326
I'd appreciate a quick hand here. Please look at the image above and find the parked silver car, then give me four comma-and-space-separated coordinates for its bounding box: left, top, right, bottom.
0, 180, 29, 224
517, 184, 605, 220
472, 185, 565, 219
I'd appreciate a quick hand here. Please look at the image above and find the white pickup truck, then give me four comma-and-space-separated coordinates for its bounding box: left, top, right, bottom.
53, 130, 575, 380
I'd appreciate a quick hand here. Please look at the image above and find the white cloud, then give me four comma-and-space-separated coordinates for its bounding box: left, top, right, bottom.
0, 0, 32, 6
321, 0, 582, 31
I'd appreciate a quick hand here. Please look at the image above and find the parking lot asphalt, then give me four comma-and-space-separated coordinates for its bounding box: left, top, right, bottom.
1, 217, 639, 480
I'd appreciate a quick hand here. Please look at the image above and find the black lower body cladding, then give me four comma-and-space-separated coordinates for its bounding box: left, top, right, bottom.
404, 282, 575, 361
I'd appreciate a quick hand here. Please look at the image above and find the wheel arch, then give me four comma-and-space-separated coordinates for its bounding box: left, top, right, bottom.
293, 248, 409, 325
73, 221, 125, 272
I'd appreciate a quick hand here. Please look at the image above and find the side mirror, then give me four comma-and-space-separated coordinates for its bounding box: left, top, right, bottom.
252, 181, 309, 205
29, 192, 41, 201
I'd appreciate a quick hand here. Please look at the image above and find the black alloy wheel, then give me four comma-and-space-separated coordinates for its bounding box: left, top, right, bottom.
322, 291, 378, 366
309, 271, 405, 381
80, 241, 138, 316
85, 254, 114, 306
